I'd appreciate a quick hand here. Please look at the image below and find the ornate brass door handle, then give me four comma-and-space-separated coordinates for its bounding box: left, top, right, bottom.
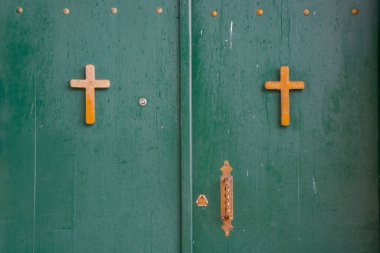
220, 161, 233, 237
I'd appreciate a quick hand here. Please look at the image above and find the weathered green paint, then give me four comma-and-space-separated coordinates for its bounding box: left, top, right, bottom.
0, 1, 181, 252
192, 0, 379, 252
180, 0, 194, 252
1, 0, 379, 252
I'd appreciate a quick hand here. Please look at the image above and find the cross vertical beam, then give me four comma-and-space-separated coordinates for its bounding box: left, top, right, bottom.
265, 66, 304, 126
70, 64, 110, 125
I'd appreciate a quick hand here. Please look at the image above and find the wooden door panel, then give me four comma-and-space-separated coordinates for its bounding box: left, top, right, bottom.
192, 1, 378, 252
0, 1, 181, 252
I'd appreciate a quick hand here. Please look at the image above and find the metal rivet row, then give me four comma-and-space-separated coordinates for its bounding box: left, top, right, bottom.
13, 7, 361, 17
15, 7, 164, 15
208, 8, 361, 17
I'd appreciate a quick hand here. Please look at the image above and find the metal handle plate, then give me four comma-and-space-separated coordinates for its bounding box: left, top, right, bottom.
220, 161, 233, 237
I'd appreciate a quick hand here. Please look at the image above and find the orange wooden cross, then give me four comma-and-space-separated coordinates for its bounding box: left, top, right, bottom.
265, 66, 304, 126
70, 64, 110, 125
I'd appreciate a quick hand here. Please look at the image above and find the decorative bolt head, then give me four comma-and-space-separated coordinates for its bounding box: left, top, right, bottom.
139, 98, 148, 107
303, 9, 310, 16
351, 8, 359, 16
256, 9, 263, 16
63, 8, 70, 15
211, 10, 218, 17
111, 8, 118, 14
155, 7, 163, 14
16, 7, 23, 14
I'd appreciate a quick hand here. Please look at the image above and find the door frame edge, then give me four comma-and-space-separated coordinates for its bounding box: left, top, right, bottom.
180, 0, 193, 252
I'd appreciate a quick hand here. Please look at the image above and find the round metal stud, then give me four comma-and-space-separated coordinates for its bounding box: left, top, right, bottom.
111, 7, 118, 14
303, 9, 310, 16
211, 10, 218, 17
256, 9, 263, 16
155, 7, 163, 14
351, 8, 359, 16
16, 7, 23, 14
139, 98, 148, 107
63, 8, 70, 15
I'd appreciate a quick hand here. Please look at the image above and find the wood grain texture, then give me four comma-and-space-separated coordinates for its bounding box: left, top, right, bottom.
70, 64, 111, 125
0, 0, 379, 252
192, 0, 379, 252
265, 66, 304, 126
0, 1, 181, 252
180, 0, 194, 252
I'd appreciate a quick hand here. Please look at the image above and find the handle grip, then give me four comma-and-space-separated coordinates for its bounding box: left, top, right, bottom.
220, 161, 233, 237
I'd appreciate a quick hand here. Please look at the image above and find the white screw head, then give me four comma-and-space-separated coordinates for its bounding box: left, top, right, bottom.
155, 7, 163, 14
139, 98, 148, 106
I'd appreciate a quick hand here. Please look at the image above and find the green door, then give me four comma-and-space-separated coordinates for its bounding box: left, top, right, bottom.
0, 1, 181, 252
190, 0, 379, 252
1, 1, 379, 253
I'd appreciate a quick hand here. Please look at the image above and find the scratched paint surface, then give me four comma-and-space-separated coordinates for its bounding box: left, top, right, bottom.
192, 0, 379, 252
0, 1, 180, 252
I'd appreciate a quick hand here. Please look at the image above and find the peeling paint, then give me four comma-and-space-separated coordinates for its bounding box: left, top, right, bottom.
229, 21, 233, 50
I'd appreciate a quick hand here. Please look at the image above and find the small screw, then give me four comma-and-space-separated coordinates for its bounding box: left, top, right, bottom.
139, 98, 148, 107
256, 9, 263, 16
303, 9, 310, 16
156, 7, 163, 14
16, 7, 23, 14
111, 8, 118, 14
351, 8, 359, 16
211, 10, 217, 17
63, 8, 70, 15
